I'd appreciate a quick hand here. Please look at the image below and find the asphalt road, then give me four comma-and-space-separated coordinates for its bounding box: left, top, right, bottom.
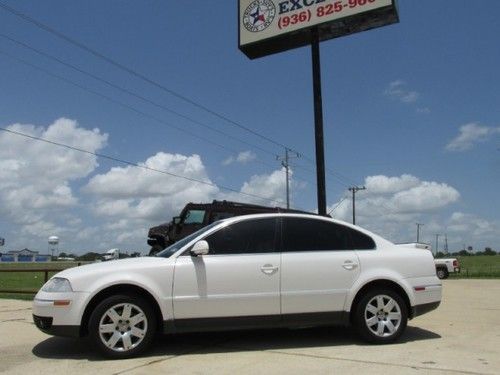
1, 279, 499, 374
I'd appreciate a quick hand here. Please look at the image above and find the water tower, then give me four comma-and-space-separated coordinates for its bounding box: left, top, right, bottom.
48, 236, 59, 258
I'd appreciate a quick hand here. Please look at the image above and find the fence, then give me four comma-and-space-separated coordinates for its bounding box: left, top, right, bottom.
0, 263, 83, 295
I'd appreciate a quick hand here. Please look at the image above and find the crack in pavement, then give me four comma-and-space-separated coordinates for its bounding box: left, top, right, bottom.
112, 337, 237, 375
266, 350, 491, 375
0, 318, 27, 323
0, 307, 32, 313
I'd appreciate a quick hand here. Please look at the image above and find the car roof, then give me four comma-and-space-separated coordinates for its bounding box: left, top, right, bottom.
218, 213, 393, 246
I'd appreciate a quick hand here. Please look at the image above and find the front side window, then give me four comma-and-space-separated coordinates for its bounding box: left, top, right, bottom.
210, 211, 236, 222
204, 218, 277, 255
156, 221, 219, 258
183, 209, 206, 224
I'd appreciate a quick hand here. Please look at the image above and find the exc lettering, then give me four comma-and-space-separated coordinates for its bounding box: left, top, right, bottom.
278, 0, 326, 14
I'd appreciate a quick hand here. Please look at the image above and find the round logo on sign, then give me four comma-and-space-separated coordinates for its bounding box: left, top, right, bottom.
243, 0, 276, 32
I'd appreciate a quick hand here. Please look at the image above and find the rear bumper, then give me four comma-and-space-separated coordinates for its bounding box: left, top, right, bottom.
412, 301, 441, 318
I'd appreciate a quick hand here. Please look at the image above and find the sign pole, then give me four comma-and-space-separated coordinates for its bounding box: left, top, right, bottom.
311, 27, 327, 216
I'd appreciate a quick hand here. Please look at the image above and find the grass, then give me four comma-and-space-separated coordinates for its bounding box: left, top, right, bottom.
0, 261, 88, 299
1, 256, 499, 300
447, 255, 500, 278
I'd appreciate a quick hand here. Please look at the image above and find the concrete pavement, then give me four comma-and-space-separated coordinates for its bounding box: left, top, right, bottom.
1, 280, 499, 374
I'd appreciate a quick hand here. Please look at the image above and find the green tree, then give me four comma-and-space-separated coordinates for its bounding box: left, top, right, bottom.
484, 247, 496, 256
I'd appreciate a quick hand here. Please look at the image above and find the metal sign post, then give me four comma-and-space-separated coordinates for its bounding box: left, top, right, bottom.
311, 27, 326, 216
238, 0, 399, 215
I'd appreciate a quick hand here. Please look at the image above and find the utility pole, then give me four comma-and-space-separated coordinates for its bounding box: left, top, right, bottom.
444, 233, 448, 254
348, 186, 366, 225
277, 148, 300, 209
416, 223, 424, 243
434, 234, 440, 256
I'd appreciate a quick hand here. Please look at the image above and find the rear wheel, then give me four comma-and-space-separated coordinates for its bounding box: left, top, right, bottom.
89, 294, 156, 358
436, 267, 449, 279
354, 289, 408, 344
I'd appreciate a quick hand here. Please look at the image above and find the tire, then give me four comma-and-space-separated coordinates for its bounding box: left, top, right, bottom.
436, 267, 449, 279
88, 294, 157, 358
353, 289, 408, 344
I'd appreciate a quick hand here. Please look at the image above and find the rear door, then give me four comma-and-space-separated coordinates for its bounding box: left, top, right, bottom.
280, 217, 361, 314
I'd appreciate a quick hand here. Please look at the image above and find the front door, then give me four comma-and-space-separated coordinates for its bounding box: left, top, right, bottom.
173, 217, 280, 321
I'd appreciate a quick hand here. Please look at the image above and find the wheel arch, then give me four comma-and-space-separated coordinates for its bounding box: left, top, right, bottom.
79, 284, 163, 337
348, 279, 414, 323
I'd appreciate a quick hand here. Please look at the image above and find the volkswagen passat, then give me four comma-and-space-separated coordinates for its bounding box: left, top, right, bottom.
33, 214, 441, 358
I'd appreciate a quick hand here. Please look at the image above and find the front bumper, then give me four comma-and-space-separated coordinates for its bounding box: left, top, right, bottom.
32, 290, 90, 337
33, 315, 80, 337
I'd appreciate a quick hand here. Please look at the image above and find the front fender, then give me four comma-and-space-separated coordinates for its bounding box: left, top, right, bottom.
76, 271, 173, 324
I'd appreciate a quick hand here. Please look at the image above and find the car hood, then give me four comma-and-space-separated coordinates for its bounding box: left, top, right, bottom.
53, 257, 172, 288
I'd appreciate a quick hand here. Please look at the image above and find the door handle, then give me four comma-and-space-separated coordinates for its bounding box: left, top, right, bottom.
260, 264, 278, 275
342, 260, 358, 270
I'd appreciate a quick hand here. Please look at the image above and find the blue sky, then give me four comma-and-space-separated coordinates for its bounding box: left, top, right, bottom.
0, 0, 499, 254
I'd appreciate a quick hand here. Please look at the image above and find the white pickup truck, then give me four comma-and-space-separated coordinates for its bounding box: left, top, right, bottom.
397, 243, 460, 279
434, 258, 460, 279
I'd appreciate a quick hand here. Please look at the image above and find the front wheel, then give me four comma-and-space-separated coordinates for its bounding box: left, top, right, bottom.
353, 289, 408, 344
88, 294, 157, 358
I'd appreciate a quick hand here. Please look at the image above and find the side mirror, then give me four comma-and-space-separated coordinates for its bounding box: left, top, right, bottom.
190, 240, 209, 257
173, 216, 181, 225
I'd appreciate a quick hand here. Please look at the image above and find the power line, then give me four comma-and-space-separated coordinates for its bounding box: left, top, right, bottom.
0, 44, 341, 196
0, 1, 359, 189
0, 126, 285, 206
0, 49, 246, 158
327, 194, 349, 216
0, 1, 290, 151
0, 49, 323, 192
0, 33, 279, 159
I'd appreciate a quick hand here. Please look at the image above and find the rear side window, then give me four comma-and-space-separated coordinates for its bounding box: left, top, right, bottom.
204, 218, 277, 255
281, 218, 376, 251
282, 218, 352, 251
347, 227, 376, 249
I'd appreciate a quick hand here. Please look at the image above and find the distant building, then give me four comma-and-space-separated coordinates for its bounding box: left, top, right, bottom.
0, 248, 51, 262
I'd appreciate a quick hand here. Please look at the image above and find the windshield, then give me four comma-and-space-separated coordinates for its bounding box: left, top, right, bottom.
155, 221, 220, 258
183, 209, 206, 224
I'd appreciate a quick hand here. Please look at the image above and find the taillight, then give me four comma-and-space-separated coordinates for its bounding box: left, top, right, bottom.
453, 259, 459, 267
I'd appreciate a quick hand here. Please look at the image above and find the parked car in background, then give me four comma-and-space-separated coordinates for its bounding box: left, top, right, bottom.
434, 258, 460, 279
147, 200, 311, 255
396, 243, 460, 279
33, 214, 441, 358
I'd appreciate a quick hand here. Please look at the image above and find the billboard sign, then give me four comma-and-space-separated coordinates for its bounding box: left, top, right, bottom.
239, 0, 399, 59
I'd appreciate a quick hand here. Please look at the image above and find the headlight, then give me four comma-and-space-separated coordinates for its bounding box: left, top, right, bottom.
41, 277, 73, 293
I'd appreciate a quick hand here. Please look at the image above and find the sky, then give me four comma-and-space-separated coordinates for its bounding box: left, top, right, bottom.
0, 0, 499, 255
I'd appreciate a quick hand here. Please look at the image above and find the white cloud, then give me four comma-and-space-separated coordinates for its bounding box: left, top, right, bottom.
84, 156, 290, 250
445, 122, 500, 152
328, 174, 460, 243
365, 174, 420, 194
222, 150, 257, 166
0, 118, 107, 243
84, 152, 219, 222
385, 80, 419, 103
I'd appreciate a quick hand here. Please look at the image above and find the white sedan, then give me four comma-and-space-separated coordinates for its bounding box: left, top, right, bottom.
33, 213, 441, 358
